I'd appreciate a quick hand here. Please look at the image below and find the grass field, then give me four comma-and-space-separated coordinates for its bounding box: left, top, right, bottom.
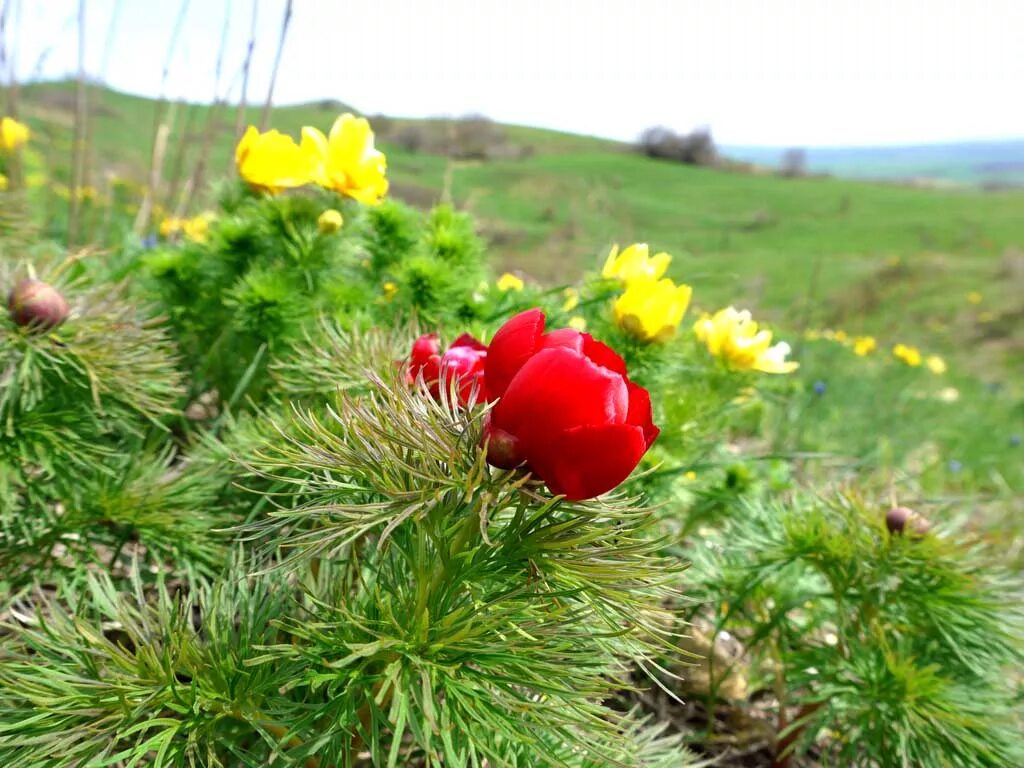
13, 80, 1024, 380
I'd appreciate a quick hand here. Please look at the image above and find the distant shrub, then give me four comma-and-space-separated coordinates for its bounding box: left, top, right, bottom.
780, 147, 808, 177
638, 125, 719, 166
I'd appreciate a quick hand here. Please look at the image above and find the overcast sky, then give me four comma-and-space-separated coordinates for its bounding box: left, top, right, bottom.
7, 0, 1024, 147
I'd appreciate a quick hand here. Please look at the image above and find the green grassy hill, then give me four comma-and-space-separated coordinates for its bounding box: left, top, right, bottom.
12, 81, 1024, 378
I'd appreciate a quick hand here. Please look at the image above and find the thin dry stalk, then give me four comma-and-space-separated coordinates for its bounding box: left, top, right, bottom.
134, 0, 191, 235
231, 0, 259, 161
184, 0, 234, 212
258, 0, 293, 131
67, 0, 88, 248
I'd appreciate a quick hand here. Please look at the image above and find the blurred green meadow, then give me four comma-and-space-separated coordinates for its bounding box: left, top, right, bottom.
15, 81, 1024, 381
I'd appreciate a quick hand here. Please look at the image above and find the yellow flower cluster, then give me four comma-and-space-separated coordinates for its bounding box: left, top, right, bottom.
0, 174, 7, 192
806, 328, 878, 357
606, 243, 693, 343
694, 307, 799, 373
160, 213, 215, 243
497, 272, 524, 292
602, 243, 671, 284
235, 114, 388, 204
0, 117, 29, 152
892, 343, 921, 367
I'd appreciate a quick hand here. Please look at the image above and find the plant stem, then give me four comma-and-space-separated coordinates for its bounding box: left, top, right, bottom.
229, 709, 321, 768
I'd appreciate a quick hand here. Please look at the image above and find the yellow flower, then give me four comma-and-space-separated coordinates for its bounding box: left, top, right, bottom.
183, 213, 215, 243
804, 329, 821, 341
0, 174, 7, 191
497, 272, 524, 292
318, 208, 344, 234
694, 306, 799, 373
602, 243, 671, 285
568, 316, 587, 331
0, 117, 29, 152
966, 291, 982, 305
833, 329, 848, 343
852, 336, 876, 356
892, 343, 922, 367
303, 114, 388, 204
234, 125, 318, 193
925, 355, 947, 375
684, 470, 697, 482
382, 281, 398, 301
562, 286, 579, 312
614, 277, 692, 342
159, 217, 184, 239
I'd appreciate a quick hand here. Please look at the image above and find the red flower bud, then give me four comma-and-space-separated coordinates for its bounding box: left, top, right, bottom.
482, 308, 659, 500
6, 279, 70, 331
407, 332, 487, 404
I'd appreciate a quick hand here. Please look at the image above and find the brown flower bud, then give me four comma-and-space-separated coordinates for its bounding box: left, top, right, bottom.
7, 279, 70, 331
885, 506, 930, 537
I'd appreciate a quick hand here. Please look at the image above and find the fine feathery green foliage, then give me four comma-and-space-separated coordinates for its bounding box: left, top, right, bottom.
682, 491, 1024, 767
0, 258, 231, 604
0, 349, 698, 767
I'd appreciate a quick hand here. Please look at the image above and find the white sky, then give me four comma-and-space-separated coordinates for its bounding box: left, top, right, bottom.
7, 0, 1024, 147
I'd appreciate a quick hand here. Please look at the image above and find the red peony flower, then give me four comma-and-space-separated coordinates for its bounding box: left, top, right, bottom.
408, 332, 487, 404
482, 308, 659, 500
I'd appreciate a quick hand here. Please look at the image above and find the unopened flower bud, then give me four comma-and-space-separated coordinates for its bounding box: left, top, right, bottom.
7, 279, 70, 331
318, 208, 343, 234
885, 506, 930, 537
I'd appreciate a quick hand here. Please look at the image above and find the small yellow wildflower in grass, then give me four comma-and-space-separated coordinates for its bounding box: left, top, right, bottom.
568, 316, 587, 331
966, 291, 982, 305
602, 243, 671, 285
562, 286, 579, 312
684, 470, 697, 482
925, 355, 947, 375
382, 281, 398, 301
977, 311, 995, 323
804, 329, 821, 340
614, 277, 692, 342
0, 174, 7, 191
183, 213, 214, 243
833, 329, 848, 343
497, 272, 524, 292
853, 336, 876, 356
304, 114, 388, 204
235, 126, 319, 193
937, 387, 960, 403
0, 117, 29, 152
694, 306, 799, 373
318, 209, 344, 234
159, 217, 184, 239
892, 343, 922, 367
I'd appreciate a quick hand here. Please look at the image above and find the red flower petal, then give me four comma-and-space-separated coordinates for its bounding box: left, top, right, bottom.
540, 327, 584, 352
485, 308, 545, 399
528, 423, 648, 500
440, 346, 488, 404
626, 381, 660, 447
581, 334, 627, 376
450, 332, 487, 351
539, 330, 626, 377
492, 347, 629, 448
